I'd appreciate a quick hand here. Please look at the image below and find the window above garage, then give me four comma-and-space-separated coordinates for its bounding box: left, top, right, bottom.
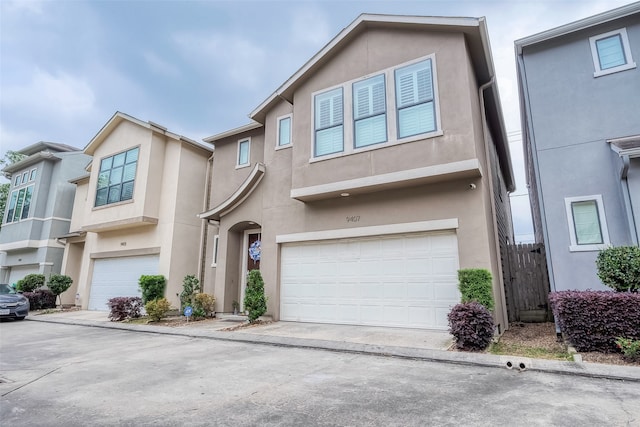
95, 147, 139, 207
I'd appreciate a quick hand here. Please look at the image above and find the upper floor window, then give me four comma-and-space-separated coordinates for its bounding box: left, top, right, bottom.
237, 138, 250, 167
565, 195, 610, 252
5, 185, 34, 224
277, 115, 292, 148
353, 74, 387, 148
589, 28, 636, 77
21, 171, 28, 184
29, 168, 37, 181
314, 87, 344, 157
95, 147, 139, 207
395, 59, 436, 138
14, 175, 20, 186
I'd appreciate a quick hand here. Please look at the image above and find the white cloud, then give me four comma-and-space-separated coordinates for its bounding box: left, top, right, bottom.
143, 51, 180, 77
290, 6, 331, 47
2, 0, 45, 15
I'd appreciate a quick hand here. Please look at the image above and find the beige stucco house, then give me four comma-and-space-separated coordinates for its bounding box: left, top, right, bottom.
59, 112, 212, 309
200, 14, 515, 332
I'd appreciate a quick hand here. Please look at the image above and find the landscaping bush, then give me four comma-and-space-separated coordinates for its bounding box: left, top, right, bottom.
47, 274, 73, 307
244, 269, 267, 323
138, 275, 166, 304
180, 275, 199, 310
549, 291, 640, 352
457, 268, 494, 311
595, 246, 640, 292
16, 274, 46, 293
448, 302, 495, 351
145, 297, 171, 322
615, 337, 640, 362
23, 289, 56, 310
107, 297, 143, 321
193, 293, 216, 318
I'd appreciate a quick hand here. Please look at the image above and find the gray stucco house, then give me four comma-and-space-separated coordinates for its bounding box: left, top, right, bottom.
0, 142, 91, 286
516, 3, 640, 293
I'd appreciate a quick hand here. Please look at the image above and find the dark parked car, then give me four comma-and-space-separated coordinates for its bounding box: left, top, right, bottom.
0, 283, 29, 320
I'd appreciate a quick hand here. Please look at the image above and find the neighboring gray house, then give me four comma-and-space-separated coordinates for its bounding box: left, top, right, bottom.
0, 142, 91, 285
516, 3, 640, 293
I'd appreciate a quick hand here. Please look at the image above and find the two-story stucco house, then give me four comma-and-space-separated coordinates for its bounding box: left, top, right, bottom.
59, 112, 212, 308
200, 14, 515, 332
0, 142, 90, 286
516, 3, 640, 293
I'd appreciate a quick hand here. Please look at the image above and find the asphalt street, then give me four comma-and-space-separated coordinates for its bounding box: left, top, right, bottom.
1, 321, 639, 426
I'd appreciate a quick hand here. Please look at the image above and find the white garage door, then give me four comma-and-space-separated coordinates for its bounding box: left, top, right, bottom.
280, 231, 460, 330
8, 265, 39, 287
88, 255, 159, 311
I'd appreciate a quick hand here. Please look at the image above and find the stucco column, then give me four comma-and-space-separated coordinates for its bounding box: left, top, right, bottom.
0, 266, 9, 284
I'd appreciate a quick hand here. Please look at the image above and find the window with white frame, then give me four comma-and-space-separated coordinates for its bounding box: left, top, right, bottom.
29, 168, 37, 181
589, 28, 636, 77
237, 138, 250, 167
95, 147, 139, 207
565, 195, 610, 251
14, 175, 20, 186
353, 74, 387, 148
212, 235, 219, 267
277, 115, 292, 148
310, 54, 440, 161
314, 87, 344, 157
21, 171, 28, 184
5, 185, 34, 223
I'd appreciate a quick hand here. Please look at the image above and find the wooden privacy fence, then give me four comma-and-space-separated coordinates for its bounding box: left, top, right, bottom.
502, 243, 551, 323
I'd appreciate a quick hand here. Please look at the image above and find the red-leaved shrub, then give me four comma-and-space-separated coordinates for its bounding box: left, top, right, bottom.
448, 302, 495, 351
23, 289, 56, 310
107, 297, 143, 321
549, 291, 640, 352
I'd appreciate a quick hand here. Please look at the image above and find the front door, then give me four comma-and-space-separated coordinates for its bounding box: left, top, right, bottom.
240, 229, 261, 311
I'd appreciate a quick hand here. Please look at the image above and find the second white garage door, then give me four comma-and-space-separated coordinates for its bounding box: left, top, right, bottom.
88, 255, 159, 311
280, 231, 460, 330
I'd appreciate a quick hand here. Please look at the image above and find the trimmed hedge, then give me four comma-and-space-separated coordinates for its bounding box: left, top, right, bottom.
448, 302, 495, 351
595, 246, 640, 292
23, 289, 57, 310
138, 275, 166, 305
549, 291, 640, 352
457, 269, 494, 311
107, 297, 143, 321
16, 274, 46, 293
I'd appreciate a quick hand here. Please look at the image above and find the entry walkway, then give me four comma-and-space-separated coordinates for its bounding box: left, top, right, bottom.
25, 309, 640, 382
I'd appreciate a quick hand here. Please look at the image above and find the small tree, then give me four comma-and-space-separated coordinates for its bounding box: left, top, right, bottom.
596, 246, 640, 292
47, 274, 73, 307
16, 274, 46, 293
244, 269, 267, 323
138, 275, 166, 304
180, 275, 199, 310
457, 268, 494, 311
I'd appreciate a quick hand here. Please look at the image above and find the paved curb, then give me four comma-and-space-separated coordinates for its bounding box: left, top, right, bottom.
26, 315, 640, 382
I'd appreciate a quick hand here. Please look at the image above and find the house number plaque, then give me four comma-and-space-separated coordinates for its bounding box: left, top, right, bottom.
346, 216, 360, 223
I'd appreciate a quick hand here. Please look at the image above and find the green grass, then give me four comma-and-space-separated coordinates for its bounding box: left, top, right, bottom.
489, 342, 574, 361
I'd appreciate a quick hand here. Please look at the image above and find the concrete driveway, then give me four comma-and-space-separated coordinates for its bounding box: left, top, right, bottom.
2, 321, 639, 426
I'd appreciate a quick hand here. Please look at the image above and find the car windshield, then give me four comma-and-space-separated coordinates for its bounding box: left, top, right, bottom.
0, 284, 16, 294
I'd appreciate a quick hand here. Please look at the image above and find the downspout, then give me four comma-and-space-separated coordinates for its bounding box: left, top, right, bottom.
619, 155, 639, 245
197, 152, 215, 290
478, 77, 508, 334
517, 54, 557, 294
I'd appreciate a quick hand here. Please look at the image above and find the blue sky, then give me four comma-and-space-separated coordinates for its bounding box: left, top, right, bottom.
0, 0, 633, 241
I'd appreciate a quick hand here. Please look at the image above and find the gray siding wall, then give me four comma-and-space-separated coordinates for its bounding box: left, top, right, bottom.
521, 15, 640, 291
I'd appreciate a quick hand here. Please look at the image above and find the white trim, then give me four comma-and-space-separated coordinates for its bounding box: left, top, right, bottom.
203, 122, 262, 143
0, 239, 65, 251
564, 194, 611, 252
236, 137, 251, 168
276, 114, 293, 149
240, 229, 261, 311
39, 262, 54, 266
309, 53, 442, 162
211, 235, 219, 267
589, 28, 636, 77
291, 158, 481, 201
29, 168, 37, 181
276, 219, 458, 243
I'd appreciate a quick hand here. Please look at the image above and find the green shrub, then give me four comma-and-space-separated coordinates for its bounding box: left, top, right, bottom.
145, 297, 171, 322
457, 268, 494, 311
180, 275, 199, 310
615, 337, 640, 361
244, 269, 267, 323
138, 275, 166, 304
16, 274, 46, 293
193, 293, 216, 317
596, 246, 640, 292
47, 274, 73, 306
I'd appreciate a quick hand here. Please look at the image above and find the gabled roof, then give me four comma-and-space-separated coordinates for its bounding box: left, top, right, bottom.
85, 111, 212, 155
2, 141, 82, 177
515, 2, 640, 53
250, 13, 496, 124
203, 121, 263, 144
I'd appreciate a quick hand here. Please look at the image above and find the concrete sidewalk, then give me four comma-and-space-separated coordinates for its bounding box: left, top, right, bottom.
25, 309, 640, 382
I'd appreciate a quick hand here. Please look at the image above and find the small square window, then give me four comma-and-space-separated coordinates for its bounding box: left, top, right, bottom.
589, 28, 636, 77
565, 195, 610, 252
277, 115, 292, 148
237, 139, 250, 167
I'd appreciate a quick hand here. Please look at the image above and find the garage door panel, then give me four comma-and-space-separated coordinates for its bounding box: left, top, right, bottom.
280, 231, 460, 330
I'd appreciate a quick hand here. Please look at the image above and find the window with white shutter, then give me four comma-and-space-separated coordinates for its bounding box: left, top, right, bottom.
314, 87, 343, 157
353, 74, 387, 148
395, 59, 436, 139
